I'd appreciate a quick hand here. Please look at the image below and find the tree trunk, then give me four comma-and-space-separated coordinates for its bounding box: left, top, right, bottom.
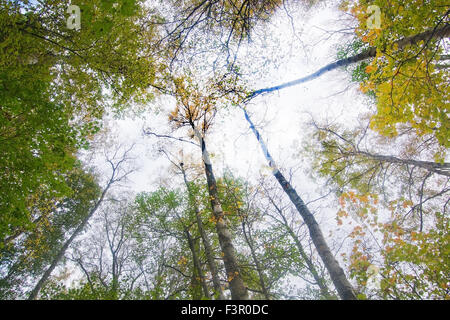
241, 220, 270, 299
192, 125, 249, 300
355, 151, 450, 177
250, 24, 450, 97
181, 166, 225, 300
267, 195, 334, 299
274, 171, 356, 300
27, 183, 111, 300
241, 107, 356, 300
185, 228, 211, 299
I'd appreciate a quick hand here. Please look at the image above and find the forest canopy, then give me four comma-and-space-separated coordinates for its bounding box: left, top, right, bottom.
0, 0, 448, 301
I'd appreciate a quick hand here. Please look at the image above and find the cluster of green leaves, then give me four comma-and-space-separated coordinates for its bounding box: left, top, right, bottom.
0, 0, 159, 256
336, 39, 374, 94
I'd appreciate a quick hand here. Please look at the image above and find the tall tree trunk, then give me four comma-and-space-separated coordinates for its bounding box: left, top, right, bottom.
27, 183, 111, 300
111, 257, 119, 299
192, 125, 249, 300
241, 220, 270, 299
181, 166, 225, 300
315, 124, 450, 177
185, 228, 211, 299
250, 24, 450, 97
268, 196, 334, 299
241, 107, 356, 300
27, 146, 134, 300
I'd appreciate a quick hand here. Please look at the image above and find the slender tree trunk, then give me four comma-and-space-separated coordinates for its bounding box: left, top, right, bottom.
355, 151, 450, 177
192, 125, 249, 300
185, 228, 211, 299
27, 183, 111, 300
315, 124, 450, 176
241, 220, 270, 299
241, 107, 356, 300
285, 223, 333, 298
287, 226, 334, 299
111, 257, 119, 299
27, 145, 135, 300
267, 195, 334, 299
181, 166, 225, 300
250, 24, 450, 97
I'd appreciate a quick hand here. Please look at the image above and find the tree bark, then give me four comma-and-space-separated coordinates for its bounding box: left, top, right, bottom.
250, 24, 450, 97
181, 166, 225, 300
241, 107, 356, 300
185, 228, 211, 299
192, 125, 249, 300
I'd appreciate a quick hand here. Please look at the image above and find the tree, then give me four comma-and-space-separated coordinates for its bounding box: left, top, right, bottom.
0, 0, 160, 251
305, 114, 449, 299
27, 144, 136, 300
0, 163, 100, 299
345, 0, 449, 148
3, 0, 448, 301
239, 106, 357, 300
167, 76, 249, 300
248, 2, 449, 147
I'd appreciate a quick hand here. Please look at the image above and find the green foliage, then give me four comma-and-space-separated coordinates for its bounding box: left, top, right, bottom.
0, 164, 101, 299
0, 0, 159, 253
40, 274, 153, 300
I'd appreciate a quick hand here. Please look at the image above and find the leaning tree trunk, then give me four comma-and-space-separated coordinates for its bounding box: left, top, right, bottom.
241, 107, 356, 300
185, 228, 211, 299
27, 146, 134, 300
28, 182, 111, 300
267, 196, 334, 299
250, 24, 450, 97
181, 166, 225, 300
241, 219, 270, 299
191, 125, 249, 300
